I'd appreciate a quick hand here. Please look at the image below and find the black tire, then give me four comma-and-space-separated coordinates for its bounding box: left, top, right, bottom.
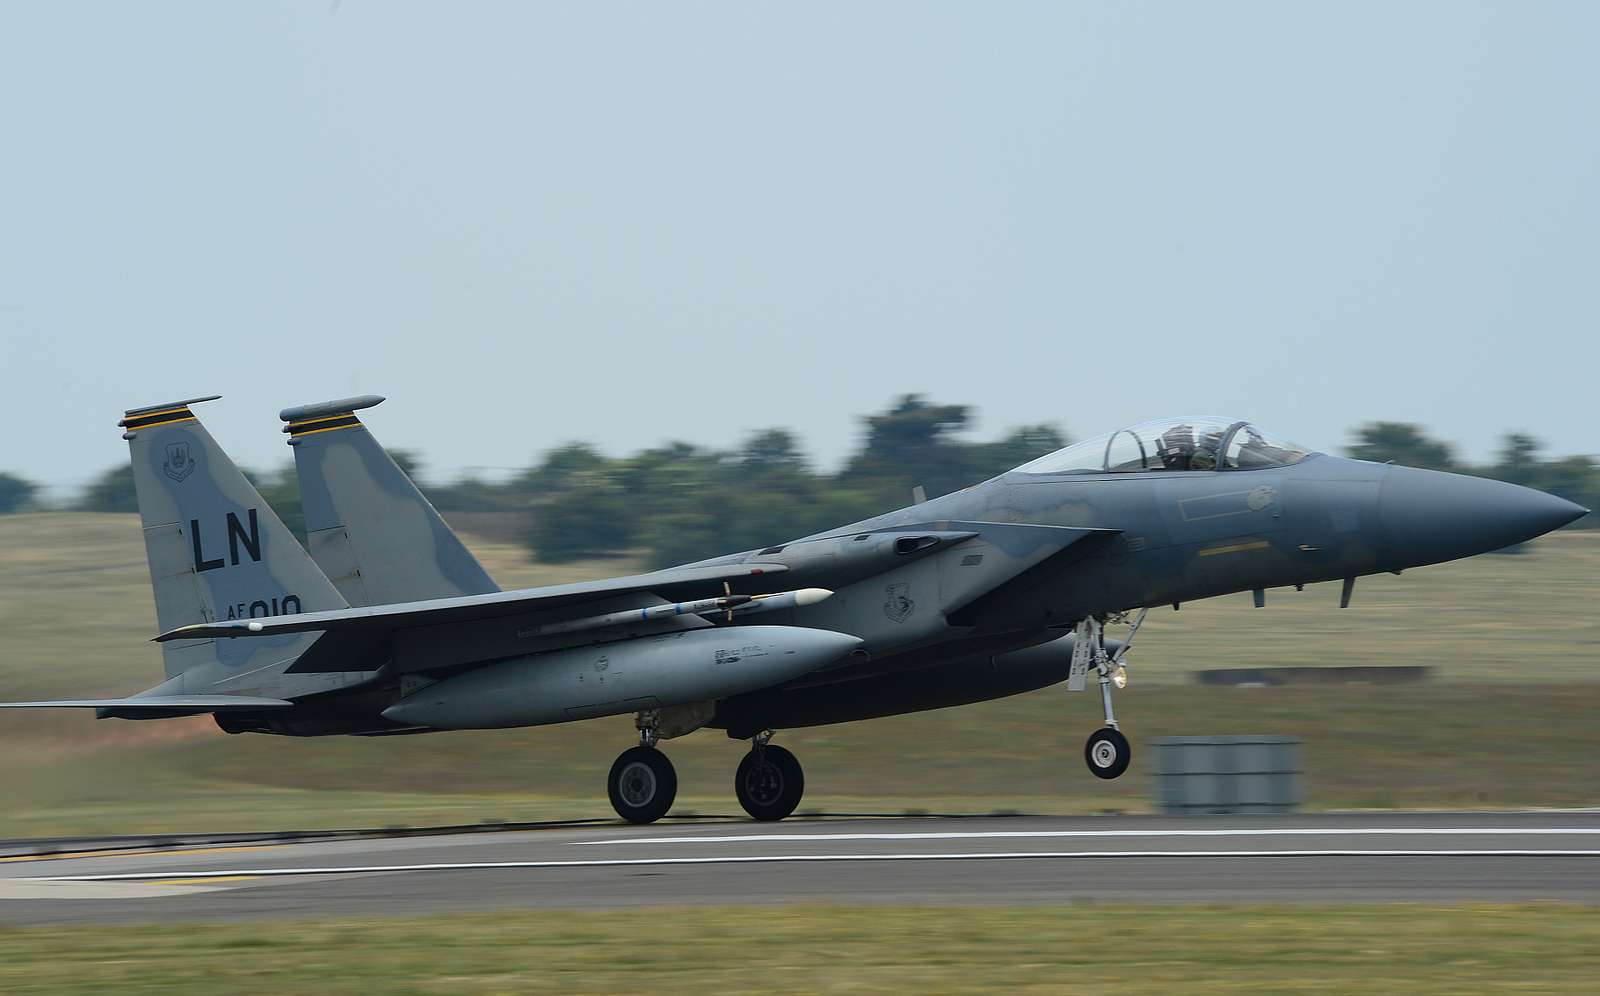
608, 746, 678, 824
735, 744, 805, 822
1084, 727, 1131, 779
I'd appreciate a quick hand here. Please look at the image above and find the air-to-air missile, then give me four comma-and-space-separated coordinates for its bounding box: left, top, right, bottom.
380, 625, 862, 730
530, 587, 836, 635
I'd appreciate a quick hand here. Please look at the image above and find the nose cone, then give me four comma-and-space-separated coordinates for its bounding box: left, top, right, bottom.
1379, 466, 1587, 569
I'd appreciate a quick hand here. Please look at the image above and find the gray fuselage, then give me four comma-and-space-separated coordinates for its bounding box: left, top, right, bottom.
703, 453, 1581, 736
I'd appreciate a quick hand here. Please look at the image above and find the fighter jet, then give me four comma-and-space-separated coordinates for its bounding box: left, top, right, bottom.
2, 397, 1585, 824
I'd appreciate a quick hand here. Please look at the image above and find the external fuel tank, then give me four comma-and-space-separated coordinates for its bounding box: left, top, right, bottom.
382, 625, 862, 730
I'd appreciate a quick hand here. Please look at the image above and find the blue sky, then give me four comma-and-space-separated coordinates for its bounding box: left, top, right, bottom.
4, 1, 1596, 496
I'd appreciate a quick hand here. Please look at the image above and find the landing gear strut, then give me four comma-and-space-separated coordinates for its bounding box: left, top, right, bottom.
607, 712, 677, 824
1073, 609, 1146, 780
734, 731, 805, 821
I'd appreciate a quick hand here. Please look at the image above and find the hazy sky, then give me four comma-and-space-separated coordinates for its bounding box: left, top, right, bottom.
4, 1, 1596, 497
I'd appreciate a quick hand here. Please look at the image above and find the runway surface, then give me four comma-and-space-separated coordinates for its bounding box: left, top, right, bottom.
2, 811, 1598, 923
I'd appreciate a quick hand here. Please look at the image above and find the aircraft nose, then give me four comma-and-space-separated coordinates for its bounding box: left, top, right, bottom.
1378, 465, 1588, 569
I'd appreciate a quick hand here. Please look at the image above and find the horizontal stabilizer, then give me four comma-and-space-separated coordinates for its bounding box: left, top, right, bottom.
0, 696, 292, 710
157, 563, 791, 642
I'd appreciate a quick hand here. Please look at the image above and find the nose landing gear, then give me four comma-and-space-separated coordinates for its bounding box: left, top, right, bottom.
1085, 726, 1131, 779
1072, 608, 1146, 780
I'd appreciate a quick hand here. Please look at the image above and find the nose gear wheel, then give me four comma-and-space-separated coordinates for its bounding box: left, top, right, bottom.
1084, 726, 1131, 779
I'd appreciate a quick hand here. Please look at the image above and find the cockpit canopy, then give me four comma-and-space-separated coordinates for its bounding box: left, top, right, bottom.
1013, 417, 1313, 475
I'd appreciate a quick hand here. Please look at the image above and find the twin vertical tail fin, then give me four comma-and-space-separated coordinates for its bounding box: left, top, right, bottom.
281, 396, 499, 607
121, 397, 347, 681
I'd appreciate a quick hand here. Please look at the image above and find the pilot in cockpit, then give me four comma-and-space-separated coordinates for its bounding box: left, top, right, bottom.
1156, 424, 1223, 471
1010, 417, 1312, 476
1192, 429, 1223, 470
1157, 424, 1195, 469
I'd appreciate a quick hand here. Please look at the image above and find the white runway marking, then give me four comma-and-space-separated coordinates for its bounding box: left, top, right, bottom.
25, 849, 1600, 883
573, 827, 1600, 846
0, 879, 225, 899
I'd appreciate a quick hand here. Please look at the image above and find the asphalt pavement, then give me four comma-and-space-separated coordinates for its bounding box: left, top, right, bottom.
2, 810, 1598, 924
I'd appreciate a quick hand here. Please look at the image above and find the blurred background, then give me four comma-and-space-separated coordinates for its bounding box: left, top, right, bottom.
0, 397, 1595, 834
2, 1, 1597, 835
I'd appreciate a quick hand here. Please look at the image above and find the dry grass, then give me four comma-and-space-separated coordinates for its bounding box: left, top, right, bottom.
1, 905, 1598, 993
1, 680, 1595, 836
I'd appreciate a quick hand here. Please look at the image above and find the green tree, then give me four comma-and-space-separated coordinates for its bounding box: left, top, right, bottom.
514, 443, 610, 494
1346, 422, 1456, 470
241, 465, 306, 543
0, 472, 37, 513
76, 465, 137, 512
1492, 433, 1543, 486
624, 443, 728, 567
971, 424, 1070, 480
859, 395, 972, 462
429, 474, 520, 513
388, 449, 424, 484
739, 429, 810, 474
527, 467, 638, 562
840, 395, 981, 502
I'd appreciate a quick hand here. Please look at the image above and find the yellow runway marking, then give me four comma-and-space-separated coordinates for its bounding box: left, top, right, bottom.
1197, 539, 1271, 557
0, 844, 277, 864
142, 875, 259, 887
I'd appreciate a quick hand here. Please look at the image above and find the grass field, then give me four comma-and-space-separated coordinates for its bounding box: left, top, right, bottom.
0, 514, 1597, 836
1, 905, 1597, 993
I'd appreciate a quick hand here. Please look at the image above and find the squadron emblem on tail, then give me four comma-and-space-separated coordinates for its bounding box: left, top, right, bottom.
163, 441, 195, 482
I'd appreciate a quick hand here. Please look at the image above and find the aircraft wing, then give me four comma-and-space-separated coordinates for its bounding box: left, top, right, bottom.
156, 563, 789, 643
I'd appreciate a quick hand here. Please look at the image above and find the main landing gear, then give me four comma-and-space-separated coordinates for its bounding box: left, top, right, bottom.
606, 714, 807, 824
734, 731, 805, 822
1072, 609, 1147, 780
607, 713, 680, 824
607, 745, 677, 824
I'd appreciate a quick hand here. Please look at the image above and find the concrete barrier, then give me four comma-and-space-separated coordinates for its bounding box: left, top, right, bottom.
1153, 736, 1303, 815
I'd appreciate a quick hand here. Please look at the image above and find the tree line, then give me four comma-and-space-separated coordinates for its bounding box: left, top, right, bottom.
3, 398, 1594, 569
